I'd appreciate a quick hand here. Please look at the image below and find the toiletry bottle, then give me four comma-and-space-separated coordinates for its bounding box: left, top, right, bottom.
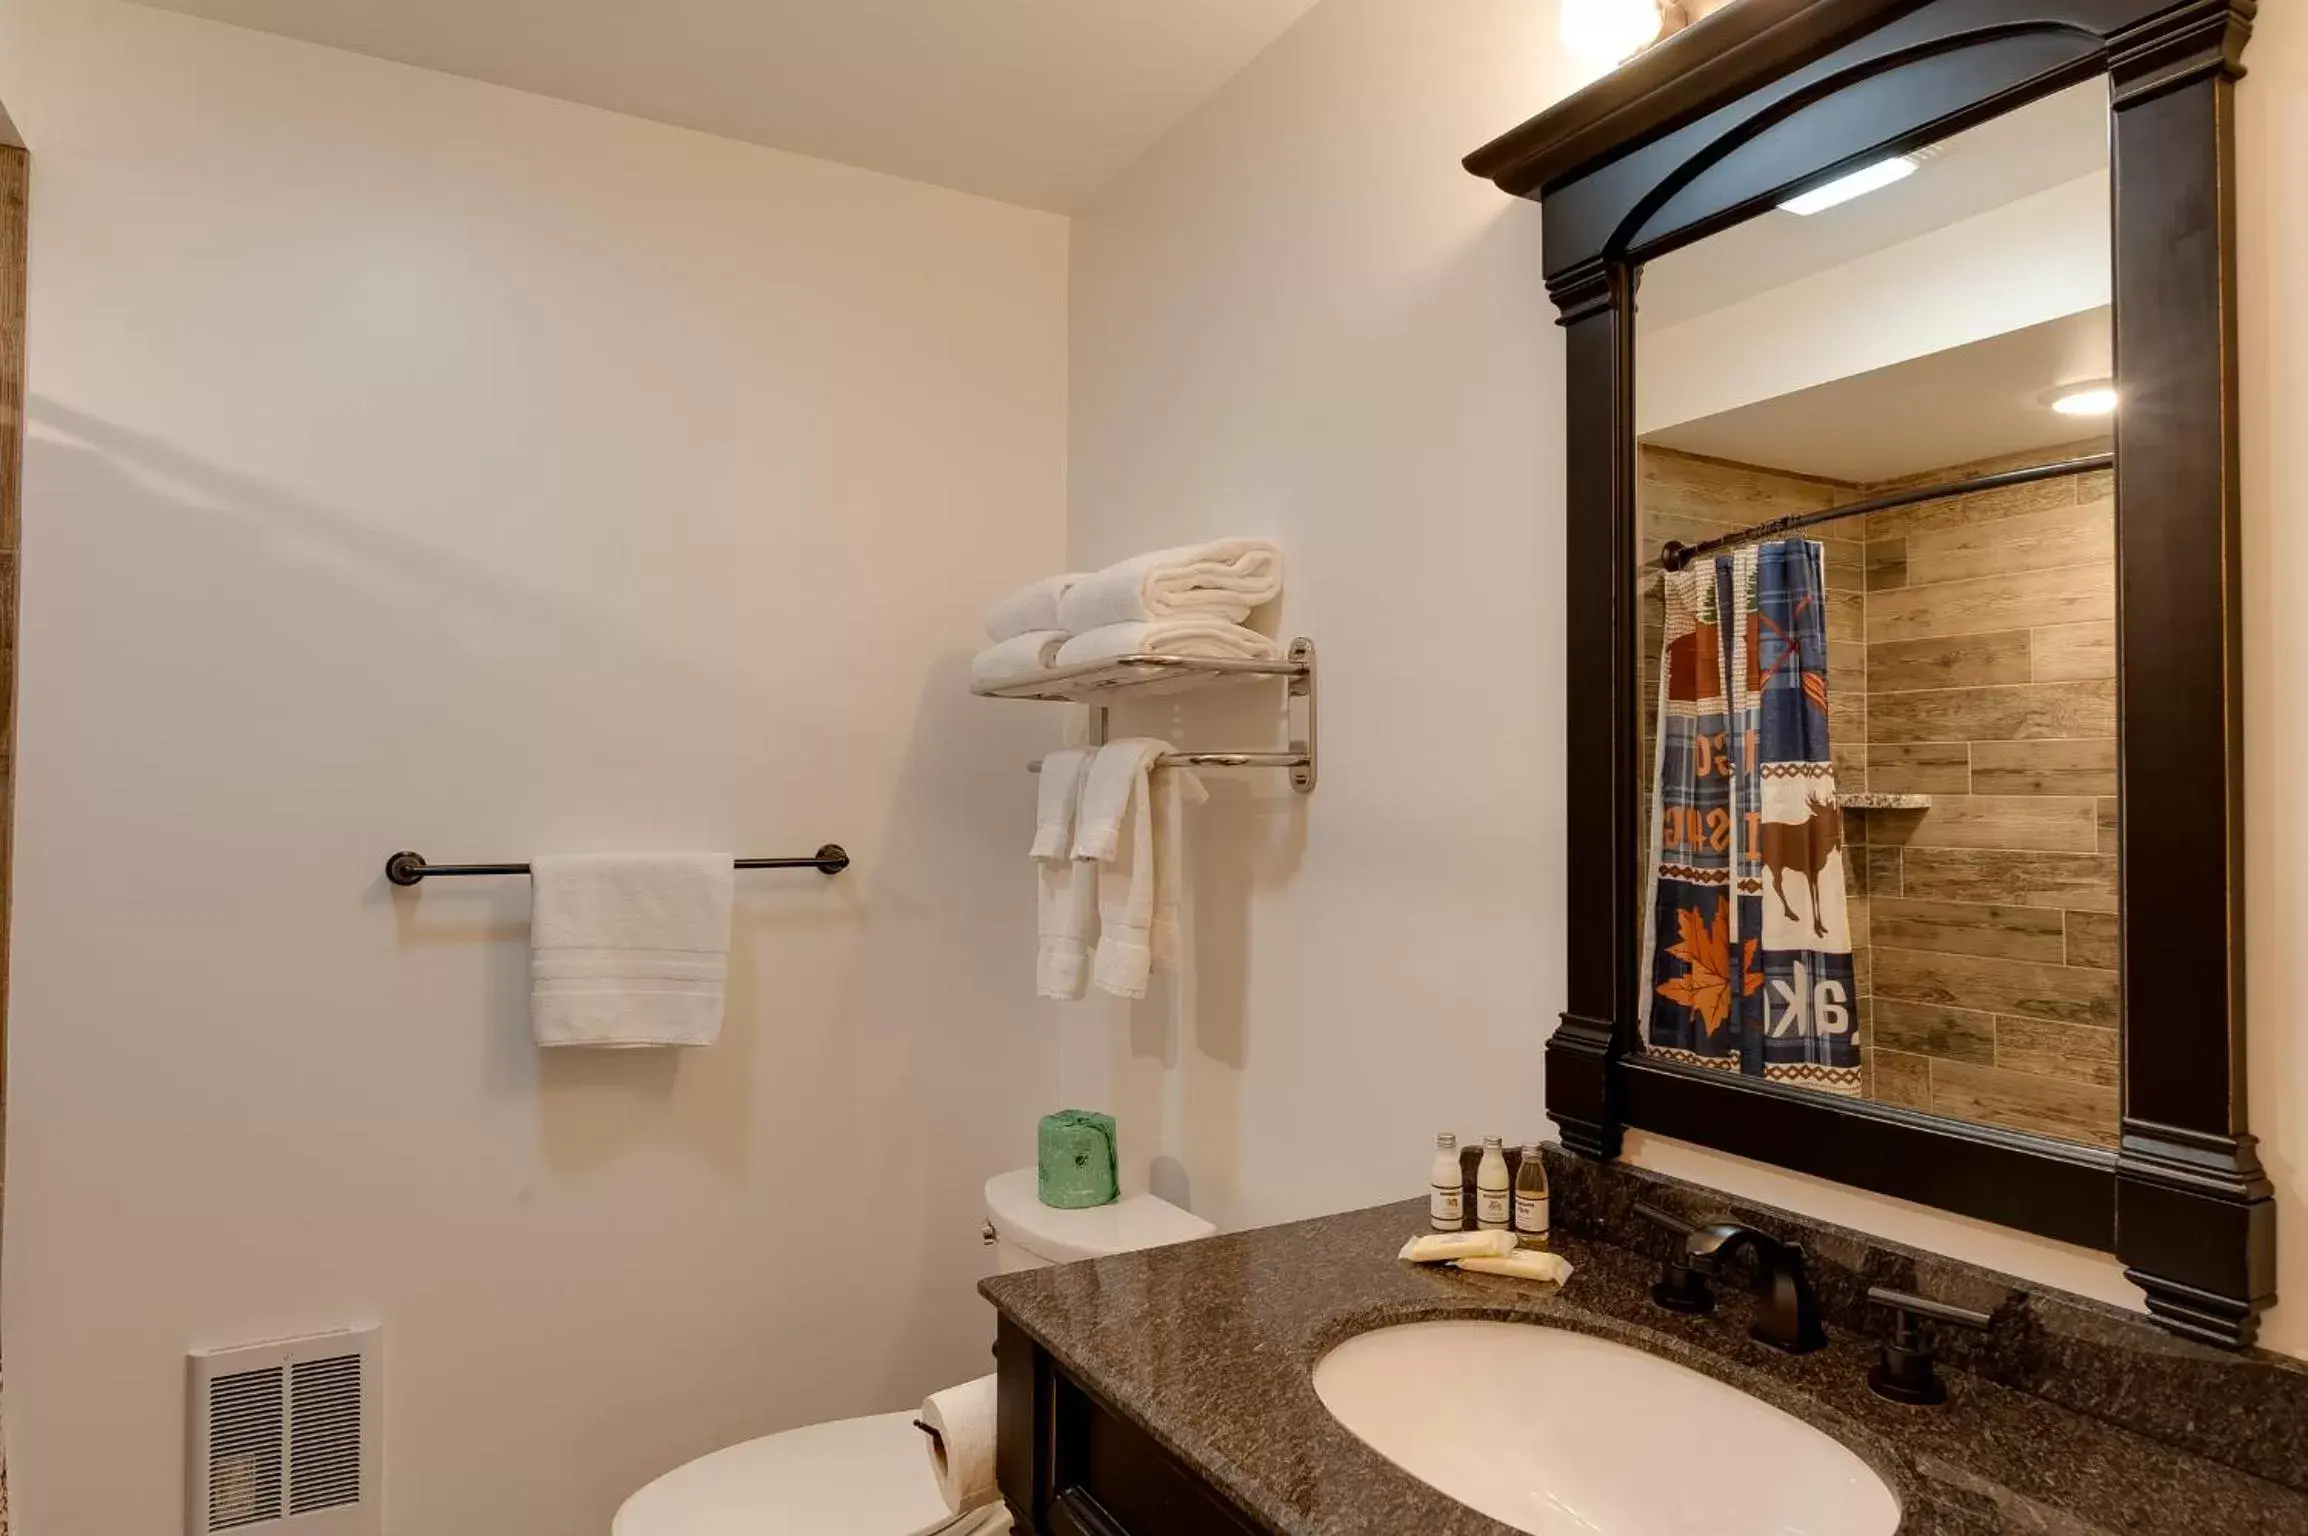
1514, 1143, 1551, 1250
1476, 1137, 1511, 1231
1429, 1133, 1464, 1231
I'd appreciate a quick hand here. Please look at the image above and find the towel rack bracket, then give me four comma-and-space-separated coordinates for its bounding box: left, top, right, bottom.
1017, 636, 1317, 793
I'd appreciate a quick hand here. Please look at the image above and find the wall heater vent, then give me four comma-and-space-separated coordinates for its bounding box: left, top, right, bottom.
188, 1326, 380, 1535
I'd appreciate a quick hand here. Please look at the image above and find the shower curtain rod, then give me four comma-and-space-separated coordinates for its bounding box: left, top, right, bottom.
1657, 452, 2114, 572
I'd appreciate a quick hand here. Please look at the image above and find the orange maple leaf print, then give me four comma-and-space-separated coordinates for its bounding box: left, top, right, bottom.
1656, 905, 1762, 1033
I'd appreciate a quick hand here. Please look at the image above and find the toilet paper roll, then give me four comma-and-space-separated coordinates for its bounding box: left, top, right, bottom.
920, 1374, 1000, 1514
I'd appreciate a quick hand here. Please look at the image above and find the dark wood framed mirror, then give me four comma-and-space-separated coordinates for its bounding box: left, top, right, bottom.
1465, 0, 2272, 1347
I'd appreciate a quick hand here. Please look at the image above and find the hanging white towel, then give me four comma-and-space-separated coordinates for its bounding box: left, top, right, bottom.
1074, 741, 1204, 1000
984, 573, 1085, 641
1053, 619, 1282, 670
530, 853, 735, 1047
971, 630, 1067, 686
1056, 540, 1282, 633
1149, 765, 1202, 971
1034, 749, 1099, 1000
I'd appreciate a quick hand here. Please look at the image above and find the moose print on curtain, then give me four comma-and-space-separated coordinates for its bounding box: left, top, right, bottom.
1639, 538, 1861, 1095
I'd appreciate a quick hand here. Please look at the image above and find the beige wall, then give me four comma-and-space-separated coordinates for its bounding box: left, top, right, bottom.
0, 3, 1068, 1531
1068, 0, 2308, 1357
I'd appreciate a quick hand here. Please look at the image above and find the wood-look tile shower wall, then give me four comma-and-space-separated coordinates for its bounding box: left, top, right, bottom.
1855, 443, 2118, 1146
1635, 443, 2119, 1145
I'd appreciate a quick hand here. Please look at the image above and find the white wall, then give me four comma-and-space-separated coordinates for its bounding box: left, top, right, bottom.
1637, 171, 2111, 434
1061, 0, 1567, 1231
1066, 0, 2308, 1359
0, 3, 1068, 1531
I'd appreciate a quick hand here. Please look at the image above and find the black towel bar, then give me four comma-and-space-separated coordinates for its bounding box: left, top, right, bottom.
384, 845, 850, 886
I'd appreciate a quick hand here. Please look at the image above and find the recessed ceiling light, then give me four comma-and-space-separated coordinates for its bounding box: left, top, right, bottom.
2049, 384, 2120, 417
1777, 157, 1918, 216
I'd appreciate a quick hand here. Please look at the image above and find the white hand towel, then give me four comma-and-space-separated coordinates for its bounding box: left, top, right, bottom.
1074, 741, 1204, 1000
1034, 749, 1099, 1000
984, 574, 1085, 641
1056, 539, 1282, 632
1053, 620, 1282, 670
1149, 764, 1205, 971
971, 630, 1067, 686
529, 853, 734, 1047
920, 1375, 1000, 1515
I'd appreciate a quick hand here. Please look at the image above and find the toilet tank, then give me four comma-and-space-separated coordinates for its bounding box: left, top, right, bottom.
982, 1168, 1216, 1273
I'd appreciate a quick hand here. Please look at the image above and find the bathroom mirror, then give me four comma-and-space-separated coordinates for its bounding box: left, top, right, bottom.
1630, 82, 2118, 1147
1466, 0, 2273, 1346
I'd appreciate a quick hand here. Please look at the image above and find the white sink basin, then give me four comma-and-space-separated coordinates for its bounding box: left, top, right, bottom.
1312, 1320, 1899, 1536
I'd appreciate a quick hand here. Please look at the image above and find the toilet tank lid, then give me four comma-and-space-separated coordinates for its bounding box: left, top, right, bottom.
984, 1168, 1216, 1263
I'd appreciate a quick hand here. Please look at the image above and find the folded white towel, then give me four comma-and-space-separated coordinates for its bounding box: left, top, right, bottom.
530, 853, 734, 1047
984, 574, 1085, 641
1056, 540, 1281, 632
1053, 620, 1282, 670
971, 630, 1067, 686
920, 1375, 1001, 1515
1034, 749, 1099, 1000
1074, 741, 1204, 1000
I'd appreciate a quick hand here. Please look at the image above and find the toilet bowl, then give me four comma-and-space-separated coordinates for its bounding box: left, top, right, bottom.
612, 1169, 1215, 1535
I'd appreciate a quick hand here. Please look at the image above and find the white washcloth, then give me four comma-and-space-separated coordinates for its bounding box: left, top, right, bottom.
921, 1375, 1000, 1515
1034, 749, 1099, 1000
530, 853, 735, 1047
984, 574, 1085, 641
1053, 620, 1282, 669
971, 630, 1067, 686
1074, 741, 1204, 1000
1056, 539, 1282, 632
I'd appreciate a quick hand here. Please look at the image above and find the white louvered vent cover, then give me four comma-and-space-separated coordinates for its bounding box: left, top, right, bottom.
188, 1326, 380, 1536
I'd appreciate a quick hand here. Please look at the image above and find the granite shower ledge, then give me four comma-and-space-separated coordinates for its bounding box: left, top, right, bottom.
981, 1199, 2308, 1536
1837, 791, 1932, 809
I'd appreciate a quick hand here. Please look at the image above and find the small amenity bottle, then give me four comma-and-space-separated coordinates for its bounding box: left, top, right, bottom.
1429, 1133, 1464, 1231
1476, 1137, 1511, 1231
1514, 1143, 1551, 1250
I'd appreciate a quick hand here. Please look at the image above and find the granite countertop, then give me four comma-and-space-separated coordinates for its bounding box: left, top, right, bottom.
980, 1198, 2308, 1535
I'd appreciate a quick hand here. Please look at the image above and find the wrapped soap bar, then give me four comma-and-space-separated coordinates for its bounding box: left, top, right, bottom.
1037, 1109, 1118, 1209
1454, 1249, 1575, 1286
1399, 1230, 1519, 1263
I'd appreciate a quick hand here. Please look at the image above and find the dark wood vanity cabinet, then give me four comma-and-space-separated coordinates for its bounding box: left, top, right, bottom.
996, 1318, 1265, 1536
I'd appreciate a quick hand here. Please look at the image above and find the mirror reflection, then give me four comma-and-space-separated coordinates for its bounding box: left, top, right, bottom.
1631, 82, 2118, 1146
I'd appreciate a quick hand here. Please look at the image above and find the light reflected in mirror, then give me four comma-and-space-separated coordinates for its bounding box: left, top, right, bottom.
1630, 82, 2118, 1147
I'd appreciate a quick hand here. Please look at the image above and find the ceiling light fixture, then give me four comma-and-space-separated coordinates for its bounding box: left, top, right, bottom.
1560, 0, 1687, 72
1777, 156, 1919, 216
2049, 383, 2120, 417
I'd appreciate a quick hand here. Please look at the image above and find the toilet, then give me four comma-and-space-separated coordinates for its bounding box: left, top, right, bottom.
613, 1169, 1215, 1535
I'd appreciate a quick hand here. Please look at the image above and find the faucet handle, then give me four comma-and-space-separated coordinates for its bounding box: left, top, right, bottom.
1866, 1286, 1993, 1405
1633, 1203, 1714, 1315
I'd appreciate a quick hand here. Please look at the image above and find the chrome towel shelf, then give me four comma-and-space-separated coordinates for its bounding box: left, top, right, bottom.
384, 845, 851, 886
977, 638, 1317, 794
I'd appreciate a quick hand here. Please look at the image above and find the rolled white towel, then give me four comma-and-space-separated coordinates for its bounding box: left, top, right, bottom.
970, 630, 1067, 686
1056, 539, 1281, 631
1053, 620, 1281, 669
984, 574, 1084, 641
920, 1375, 1000, 1516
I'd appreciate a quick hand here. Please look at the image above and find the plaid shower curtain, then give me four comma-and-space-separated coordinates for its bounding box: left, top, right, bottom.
1639, 538, 1861, 1095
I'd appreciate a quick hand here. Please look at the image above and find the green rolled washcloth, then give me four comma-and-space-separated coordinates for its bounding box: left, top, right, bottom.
1037, 1109, 1119, 1209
